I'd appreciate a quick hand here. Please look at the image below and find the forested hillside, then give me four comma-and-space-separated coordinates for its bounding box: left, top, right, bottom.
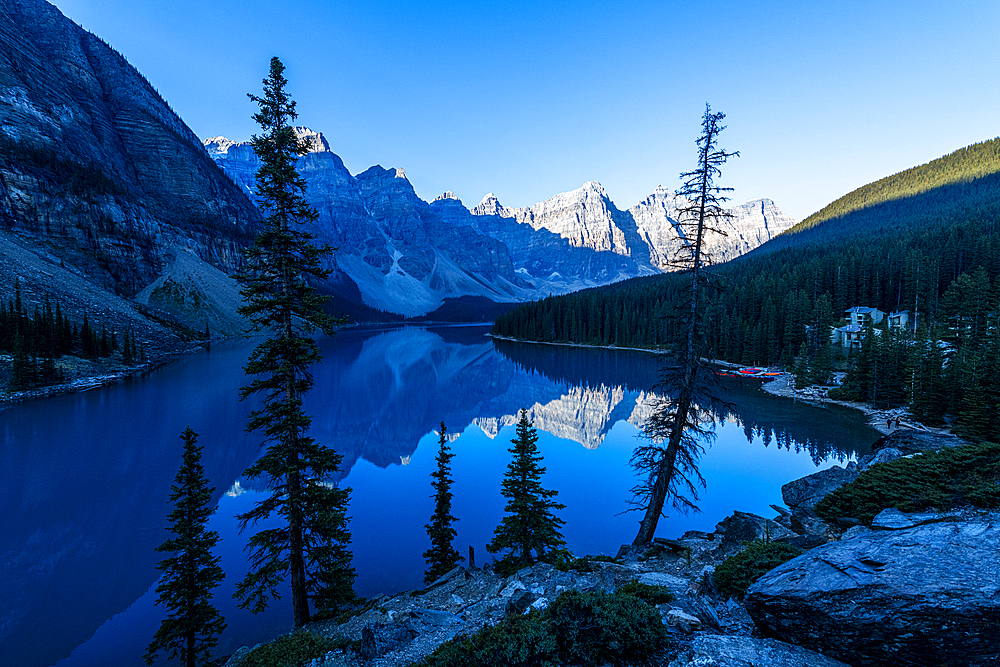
784, 138, 1000, 234
493, 137, 1000, 440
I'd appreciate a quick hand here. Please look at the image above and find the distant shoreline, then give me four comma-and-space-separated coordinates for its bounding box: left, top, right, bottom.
487, 333, 946, 438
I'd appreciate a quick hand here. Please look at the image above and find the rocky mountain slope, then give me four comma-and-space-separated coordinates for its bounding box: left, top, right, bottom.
0, 0, 793, 331
0, 0, 262, 355
208, 131, 796, 315
0, 0, 260, 296
206, 132, 531, 317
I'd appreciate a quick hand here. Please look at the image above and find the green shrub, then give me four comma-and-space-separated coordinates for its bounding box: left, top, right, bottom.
552, 552, 617, 572
713, 540, 803, 600
815, 441, 1000, 524
409, 589, 670, 667
491, 553, 533, 577
547, 589, 668, 665
410, 609, 557, 667
616, 580, 675, 604
239, 630, 345, 667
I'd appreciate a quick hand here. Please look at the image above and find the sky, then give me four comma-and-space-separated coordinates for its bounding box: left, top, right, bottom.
47, 0, 1000, 222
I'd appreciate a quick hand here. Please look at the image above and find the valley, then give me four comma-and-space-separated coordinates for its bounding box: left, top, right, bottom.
3, 0, 1000, 666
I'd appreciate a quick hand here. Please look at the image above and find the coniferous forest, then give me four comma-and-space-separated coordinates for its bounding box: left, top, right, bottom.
493, 138, 1000, 441
0, 283, 142, 390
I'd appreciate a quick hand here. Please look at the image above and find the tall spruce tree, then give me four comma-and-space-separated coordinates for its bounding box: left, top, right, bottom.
423, 421, 463, 584
145, 427, 226, 667
487, 409, 565, 570
235, 57, 355, 627
631, 105, 737, 545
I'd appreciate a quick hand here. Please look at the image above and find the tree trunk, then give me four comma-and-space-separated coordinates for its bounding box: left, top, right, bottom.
633, 127, 711, 546
632, 381, 694, 545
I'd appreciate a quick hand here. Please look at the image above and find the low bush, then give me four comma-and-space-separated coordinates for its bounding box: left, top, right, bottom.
239, 630, 346, 667
815, 441, 1000, 524
548, 589, 667, 665
409, 588, 670, 667
552, 552, 617, 572
616, 580, 675, 604
712, 540, 802, 600
411, 609, 557, 667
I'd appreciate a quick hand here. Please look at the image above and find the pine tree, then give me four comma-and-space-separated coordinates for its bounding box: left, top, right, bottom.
145, 427, 226, 667
80, 313, 95, 359
122, 328, 135, 365
809, 341, 833, 386
423, 421, 463, 584
487, 409, 565, 570
793, 341, 810, 387
10, 328, 32, 390
234, 57, 354, 628
631, 105, 737, 545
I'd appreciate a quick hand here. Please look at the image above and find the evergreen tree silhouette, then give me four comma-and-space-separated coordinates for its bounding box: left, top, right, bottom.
423, 421, 463, 583
145, 427, 226, 667
234, 57, 354, 627
487, 409, 565, 569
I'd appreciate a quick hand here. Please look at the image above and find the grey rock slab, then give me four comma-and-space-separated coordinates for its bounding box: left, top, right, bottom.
664, 608, 701, 633
407, 608, 463, 628
870, 507, 915, 529
715, 511, 796, 552
781, 465, 860, 510
745, 511, 1000, 666
840, 524, 872, 540
860, 445, 906, 469
789, 506, 835, 537
638, 572, 690, 589
667, 634, 850, 667
498, 579, 526, 598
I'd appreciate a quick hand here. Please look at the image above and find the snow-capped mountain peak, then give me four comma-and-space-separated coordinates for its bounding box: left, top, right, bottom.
205, 129, 796, 316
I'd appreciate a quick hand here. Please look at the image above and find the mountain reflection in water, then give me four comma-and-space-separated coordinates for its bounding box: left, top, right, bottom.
1, 324, 875, 667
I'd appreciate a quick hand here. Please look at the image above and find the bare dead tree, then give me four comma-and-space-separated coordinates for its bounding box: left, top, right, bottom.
632, 104, 738, 546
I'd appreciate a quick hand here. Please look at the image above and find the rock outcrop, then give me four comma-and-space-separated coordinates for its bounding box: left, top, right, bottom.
745, 509, 1000, 667
208, 134, 529, 317
781, 463, 860, 511
858, 430, 969, 470
667, 634, 851, 667
0, 0, 259, 297
714, 511, 797, 554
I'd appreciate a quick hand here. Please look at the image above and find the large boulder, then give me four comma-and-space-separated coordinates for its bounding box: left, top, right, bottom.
858, 431, 967, 469
781, 463, 860, 510
667, 634, 850, 667
745, 510, 1000, 667
715, 511, 796, 553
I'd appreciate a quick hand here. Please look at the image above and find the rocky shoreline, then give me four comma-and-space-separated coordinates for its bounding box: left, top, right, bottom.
220, 427, 995, 667
0, 342, 204, 405
757, 373, 948, 438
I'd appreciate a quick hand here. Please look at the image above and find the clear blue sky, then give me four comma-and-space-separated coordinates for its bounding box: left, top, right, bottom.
49, 0, 1000, 221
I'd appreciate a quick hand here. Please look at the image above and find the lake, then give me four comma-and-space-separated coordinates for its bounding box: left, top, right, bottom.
0, 324, 877, 666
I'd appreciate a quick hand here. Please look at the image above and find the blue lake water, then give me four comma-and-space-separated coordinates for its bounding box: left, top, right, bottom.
0, 324, 877, 666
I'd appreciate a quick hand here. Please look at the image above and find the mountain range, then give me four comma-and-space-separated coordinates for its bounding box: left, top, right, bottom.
0, 0, 794, 341
206, 130, 796, 317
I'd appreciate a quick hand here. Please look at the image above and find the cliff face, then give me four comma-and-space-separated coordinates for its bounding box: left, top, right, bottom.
462, 183, 796, 294
0, 0, 260, 296
208, 133, 529, 316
